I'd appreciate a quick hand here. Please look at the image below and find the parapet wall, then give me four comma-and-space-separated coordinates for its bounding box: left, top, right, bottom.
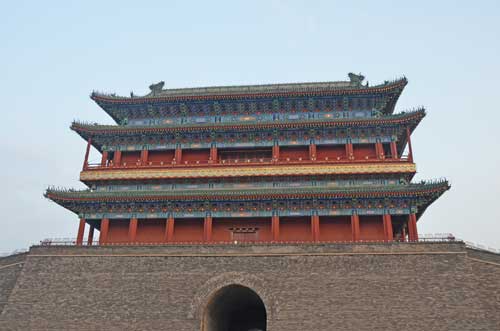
0, 242, 499, 331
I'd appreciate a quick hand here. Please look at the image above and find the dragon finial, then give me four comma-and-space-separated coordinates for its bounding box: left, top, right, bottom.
149, 81, 165, 95
348, 73, 365, 86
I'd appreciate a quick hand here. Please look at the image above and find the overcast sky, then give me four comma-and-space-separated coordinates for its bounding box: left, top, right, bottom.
1, 0, 499, 254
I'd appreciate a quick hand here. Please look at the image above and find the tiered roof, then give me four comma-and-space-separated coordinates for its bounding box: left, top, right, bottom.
90, 75, 407, 123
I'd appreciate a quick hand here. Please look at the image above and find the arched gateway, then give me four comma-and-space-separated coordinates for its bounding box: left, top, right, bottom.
202, 284, 267, 331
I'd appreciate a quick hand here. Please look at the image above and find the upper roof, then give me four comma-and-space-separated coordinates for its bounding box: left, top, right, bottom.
90, 74, 408, 123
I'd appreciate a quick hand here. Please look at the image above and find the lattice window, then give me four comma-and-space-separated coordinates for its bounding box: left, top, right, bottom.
230, 227, 258, 241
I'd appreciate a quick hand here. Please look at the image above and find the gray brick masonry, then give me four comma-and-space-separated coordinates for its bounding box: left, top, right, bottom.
0, 242, 499, 330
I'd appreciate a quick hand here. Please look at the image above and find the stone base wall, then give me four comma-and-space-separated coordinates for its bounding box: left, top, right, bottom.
0, 242, 499, 330
0, 253, 27, 315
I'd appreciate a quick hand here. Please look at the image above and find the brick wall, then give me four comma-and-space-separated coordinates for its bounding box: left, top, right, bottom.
0, 253, 27, 314
0, 242, 499, 330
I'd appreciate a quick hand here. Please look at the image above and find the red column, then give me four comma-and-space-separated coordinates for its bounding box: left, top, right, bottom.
113, 150, 122, 167
204, 215, 212, 242
408, 213, 418, 241
87, 225, 95, 246
376, 141, 384, 159
383, 214, 393, 241
76, 218, 86, 245
165, 216, 175, 242
271, 215, 280, 241
346, 141, 354, 160
82, 138, 92, 170
128, 218, 138, 242
309, 143, 317, 161
141, 149, 149, 166
272, 143, 280, 162
209, 145, 218, 163
351, 214, 360, 241
99, 218, 109, 245
311, 214, 320, 242
390, 141, 398, 159
406, 127, 414, 163
100, 151, 109, 167
175, 146, 182, 163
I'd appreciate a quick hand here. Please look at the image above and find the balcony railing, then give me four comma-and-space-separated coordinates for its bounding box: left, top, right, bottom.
86, 154, 411, 170
39, 234, 457, 247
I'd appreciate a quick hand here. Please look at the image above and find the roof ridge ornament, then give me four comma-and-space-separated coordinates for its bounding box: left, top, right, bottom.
149, 81, 165, 95
348, 73, 366, 87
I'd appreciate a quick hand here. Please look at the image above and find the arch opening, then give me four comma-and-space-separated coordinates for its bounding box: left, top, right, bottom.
203, 284, 267, 331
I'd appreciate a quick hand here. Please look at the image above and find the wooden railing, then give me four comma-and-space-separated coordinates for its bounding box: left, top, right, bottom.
86, 154, 411, 170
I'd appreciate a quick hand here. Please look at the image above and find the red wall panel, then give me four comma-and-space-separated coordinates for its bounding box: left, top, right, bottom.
212, 218, 272, 242
319, 216, 352, 241
182, 149, 210, 163
359, 215, 385, 241
107, 220, 129, 243
136, 219, 165, 243
353, 144, 377, 160
280, 146, 309, 161
279, 216, 312, 241
148, 150, 174, 164
316, 145, 346, 160
120, 151, 141, 166
172, 218, 204, 242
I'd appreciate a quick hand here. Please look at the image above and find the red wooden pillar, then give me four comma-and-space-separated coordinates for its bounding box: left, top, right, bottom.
113, 150, 122, 167
100, 151, 109, 167
271, 215, 280, 241
140, 149, 149, 166
82, 138, 92, 170
376, 141, 384, 159
204, 215, 212, 242
346, 141, 354, 160
164, 216, 175, 242
209, 144, 218, 163
311, 214, 320, 242
76, 218, 86, 245
351, 214, 360, 241
408, 213, 418, 241
383, 214, 393, 241
309, 142, 317, 161
406, 127, 414, 163
87, 225, 95, 246
390, 141, 398, 159
175, 145, 182, 163
272, 143, 280, 162
128, 218, 138, 242
99, 218, 109, 245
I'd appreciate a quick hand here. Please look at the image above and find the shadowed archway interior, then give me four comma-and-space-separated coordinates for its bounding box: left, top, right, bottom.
203, 284, 267, 331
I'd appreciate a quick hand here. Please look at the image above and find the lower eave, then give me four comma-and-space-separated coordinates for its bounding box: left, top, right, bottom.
45, 181, 450, 204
